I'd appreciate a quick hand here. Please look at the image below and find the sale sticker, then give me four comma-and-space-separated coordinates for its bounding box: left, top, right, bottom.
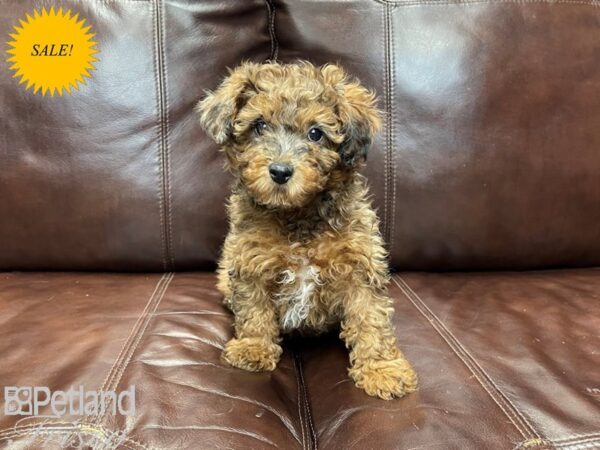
6, 7, 99, 96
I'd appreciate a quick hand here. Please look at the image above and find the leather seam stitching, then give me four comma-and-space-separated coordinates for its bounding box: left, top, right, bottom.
554, 436, 600, 447
382, 2, 390, 243
297, 352, 317, 449
513, 438, 553, 449
294, 351, 307, 450
153, 0, 174, 271
558, 441, 600, 450
554, 439, 600, 450
0, 0, 154, 3
393, 275, 539, 440
395, 275, 540, 438
151, 0, 167, 271
388, 2, 397, 255
264, 0, 279, 61
554, 433, 600, 443
99, 275, 168, 383
293, 350, 317, 449
159, 0, 175, 271
0, 422, 74, 436
88, 272, 170, 425
0, 423, 151, 450
372, 0, 599, 6
93, 272, 174, 425
556, 442, 600, 450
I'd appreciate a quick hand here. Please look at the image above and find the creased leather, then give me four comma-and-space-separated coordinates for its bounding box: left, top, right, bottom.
0, 273, 305, 449
1, 271, 598, 448
299, 269, 600, 449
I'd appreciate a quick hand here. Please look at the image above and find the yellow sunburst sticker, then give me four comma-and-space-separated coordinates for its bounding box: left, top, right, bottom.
6, 7, 99, 96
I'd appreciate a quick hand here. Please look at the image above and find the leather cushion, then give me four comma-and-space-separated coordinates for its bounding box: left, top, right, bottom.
276, 0, 600, 270
1, 270, 598, 449
0, 0, 273, 271
0, 272, 307, 449
302, 269, 600, 449
2, 1, 599, 271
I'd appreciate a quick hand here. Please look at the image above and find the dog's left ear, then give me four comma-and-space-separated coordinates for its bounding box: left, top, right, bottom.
322, 65, 382, 167
196, 62, 259, 145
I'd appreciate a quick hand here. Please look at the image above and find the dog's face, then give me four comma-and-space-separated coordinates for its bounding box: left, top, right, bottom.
197, 62, 381, 209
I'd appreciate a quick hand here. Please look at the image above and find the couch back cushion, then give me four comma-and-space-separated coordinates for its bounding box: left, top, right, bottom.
0, 0, 272, 271
1, 0, 599, 271
276, 0, 600, 270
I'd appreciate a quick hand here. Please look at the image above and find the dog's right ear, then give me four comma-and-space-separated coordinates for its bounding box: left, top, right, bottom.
196, 62, 259, 145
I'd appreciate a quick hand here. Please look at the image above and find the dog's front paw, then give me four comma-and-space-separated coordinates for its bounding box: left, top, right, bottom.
222, 337, 282, 372
349, 356, 417, 400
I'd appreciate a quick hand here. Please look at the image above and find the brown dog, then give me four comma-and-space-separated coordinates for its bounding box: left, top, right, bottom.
197, 61, 417, 399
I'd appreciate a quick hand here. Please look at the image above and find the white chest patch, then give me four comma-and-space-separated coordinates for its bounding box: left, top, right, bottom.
276, 261, 321, 331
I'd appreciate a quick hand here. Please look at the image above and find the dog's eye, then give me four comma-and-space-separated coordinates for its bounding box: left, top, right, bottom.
253, 119, 268, 136
308, 127, 323, 142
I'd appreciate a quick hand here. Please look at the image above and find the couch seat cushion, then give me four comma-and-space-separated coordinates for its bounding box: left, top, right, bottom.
1, 269, 598, 449
304, 269, 600, 450
0, 272, 306, 449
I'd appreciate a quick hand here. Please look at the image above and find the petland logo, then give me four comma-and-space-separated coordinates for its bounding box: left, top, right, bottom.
4, 386, 136, 417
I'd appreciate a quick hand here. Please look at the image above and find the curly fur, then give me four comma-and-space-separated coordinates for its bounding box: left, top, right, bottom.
197, 61, 417, 400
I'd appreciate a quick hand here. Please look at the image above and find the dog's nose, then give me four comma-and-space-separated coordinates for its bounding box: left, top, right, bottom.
269, 163, 294, 185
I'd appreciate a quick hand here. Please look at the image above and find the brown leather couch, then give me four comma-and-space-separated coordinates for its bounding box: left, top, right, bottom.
1, 1, 599, 449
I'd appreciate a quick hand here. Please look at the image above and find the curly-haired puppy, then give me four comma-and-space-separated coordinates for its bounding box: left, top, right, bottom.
197, 61, 417, 399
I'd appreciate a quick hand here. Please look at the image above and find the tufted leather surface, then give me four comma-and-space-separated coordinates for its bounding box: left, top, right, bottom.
1, 270, 598, 449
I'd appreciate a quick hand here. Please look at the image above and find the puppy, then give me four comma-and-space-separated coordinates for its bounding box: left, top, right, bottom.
197, 61, 417, 399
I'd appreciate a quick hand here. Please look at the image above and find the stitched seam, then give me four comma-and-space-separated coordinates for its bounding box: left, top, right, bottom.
393, 275, 539, 440
159, 0, 174, 271
303, 379, 317, 448
513, 438, 553, 450
296, 352, 317, 449
382, 3, 390, 243
294, 352, 307, 450
554, 434, 600, 444
0, 423, 151, 450
151, 0, 167, 271
83, 273, 169, 426
0, 422, 75, 436
98, 273, 174, 422
153, 0, 174, 271
556, 441, 600, 450
0, 0, 153, 3
2, 431, 145, 450
94, 273, 174, 426
95, 274, 168, 393
264, 0, 278, 61
372, 0, 599, 5
555, 437, 600, 448
556, 442, 600, 450
388, 3, 397, 256
395, 276, 540, 438
394, 276, 540, 439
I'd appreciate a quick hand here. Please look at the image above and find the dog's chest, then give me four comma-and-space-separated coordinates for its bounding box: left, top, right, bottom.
275, 257, 322, 331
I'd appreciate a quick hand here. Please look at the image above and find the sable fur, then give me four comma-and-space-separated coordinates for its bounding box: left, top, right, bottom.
197, 61, 417, 399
